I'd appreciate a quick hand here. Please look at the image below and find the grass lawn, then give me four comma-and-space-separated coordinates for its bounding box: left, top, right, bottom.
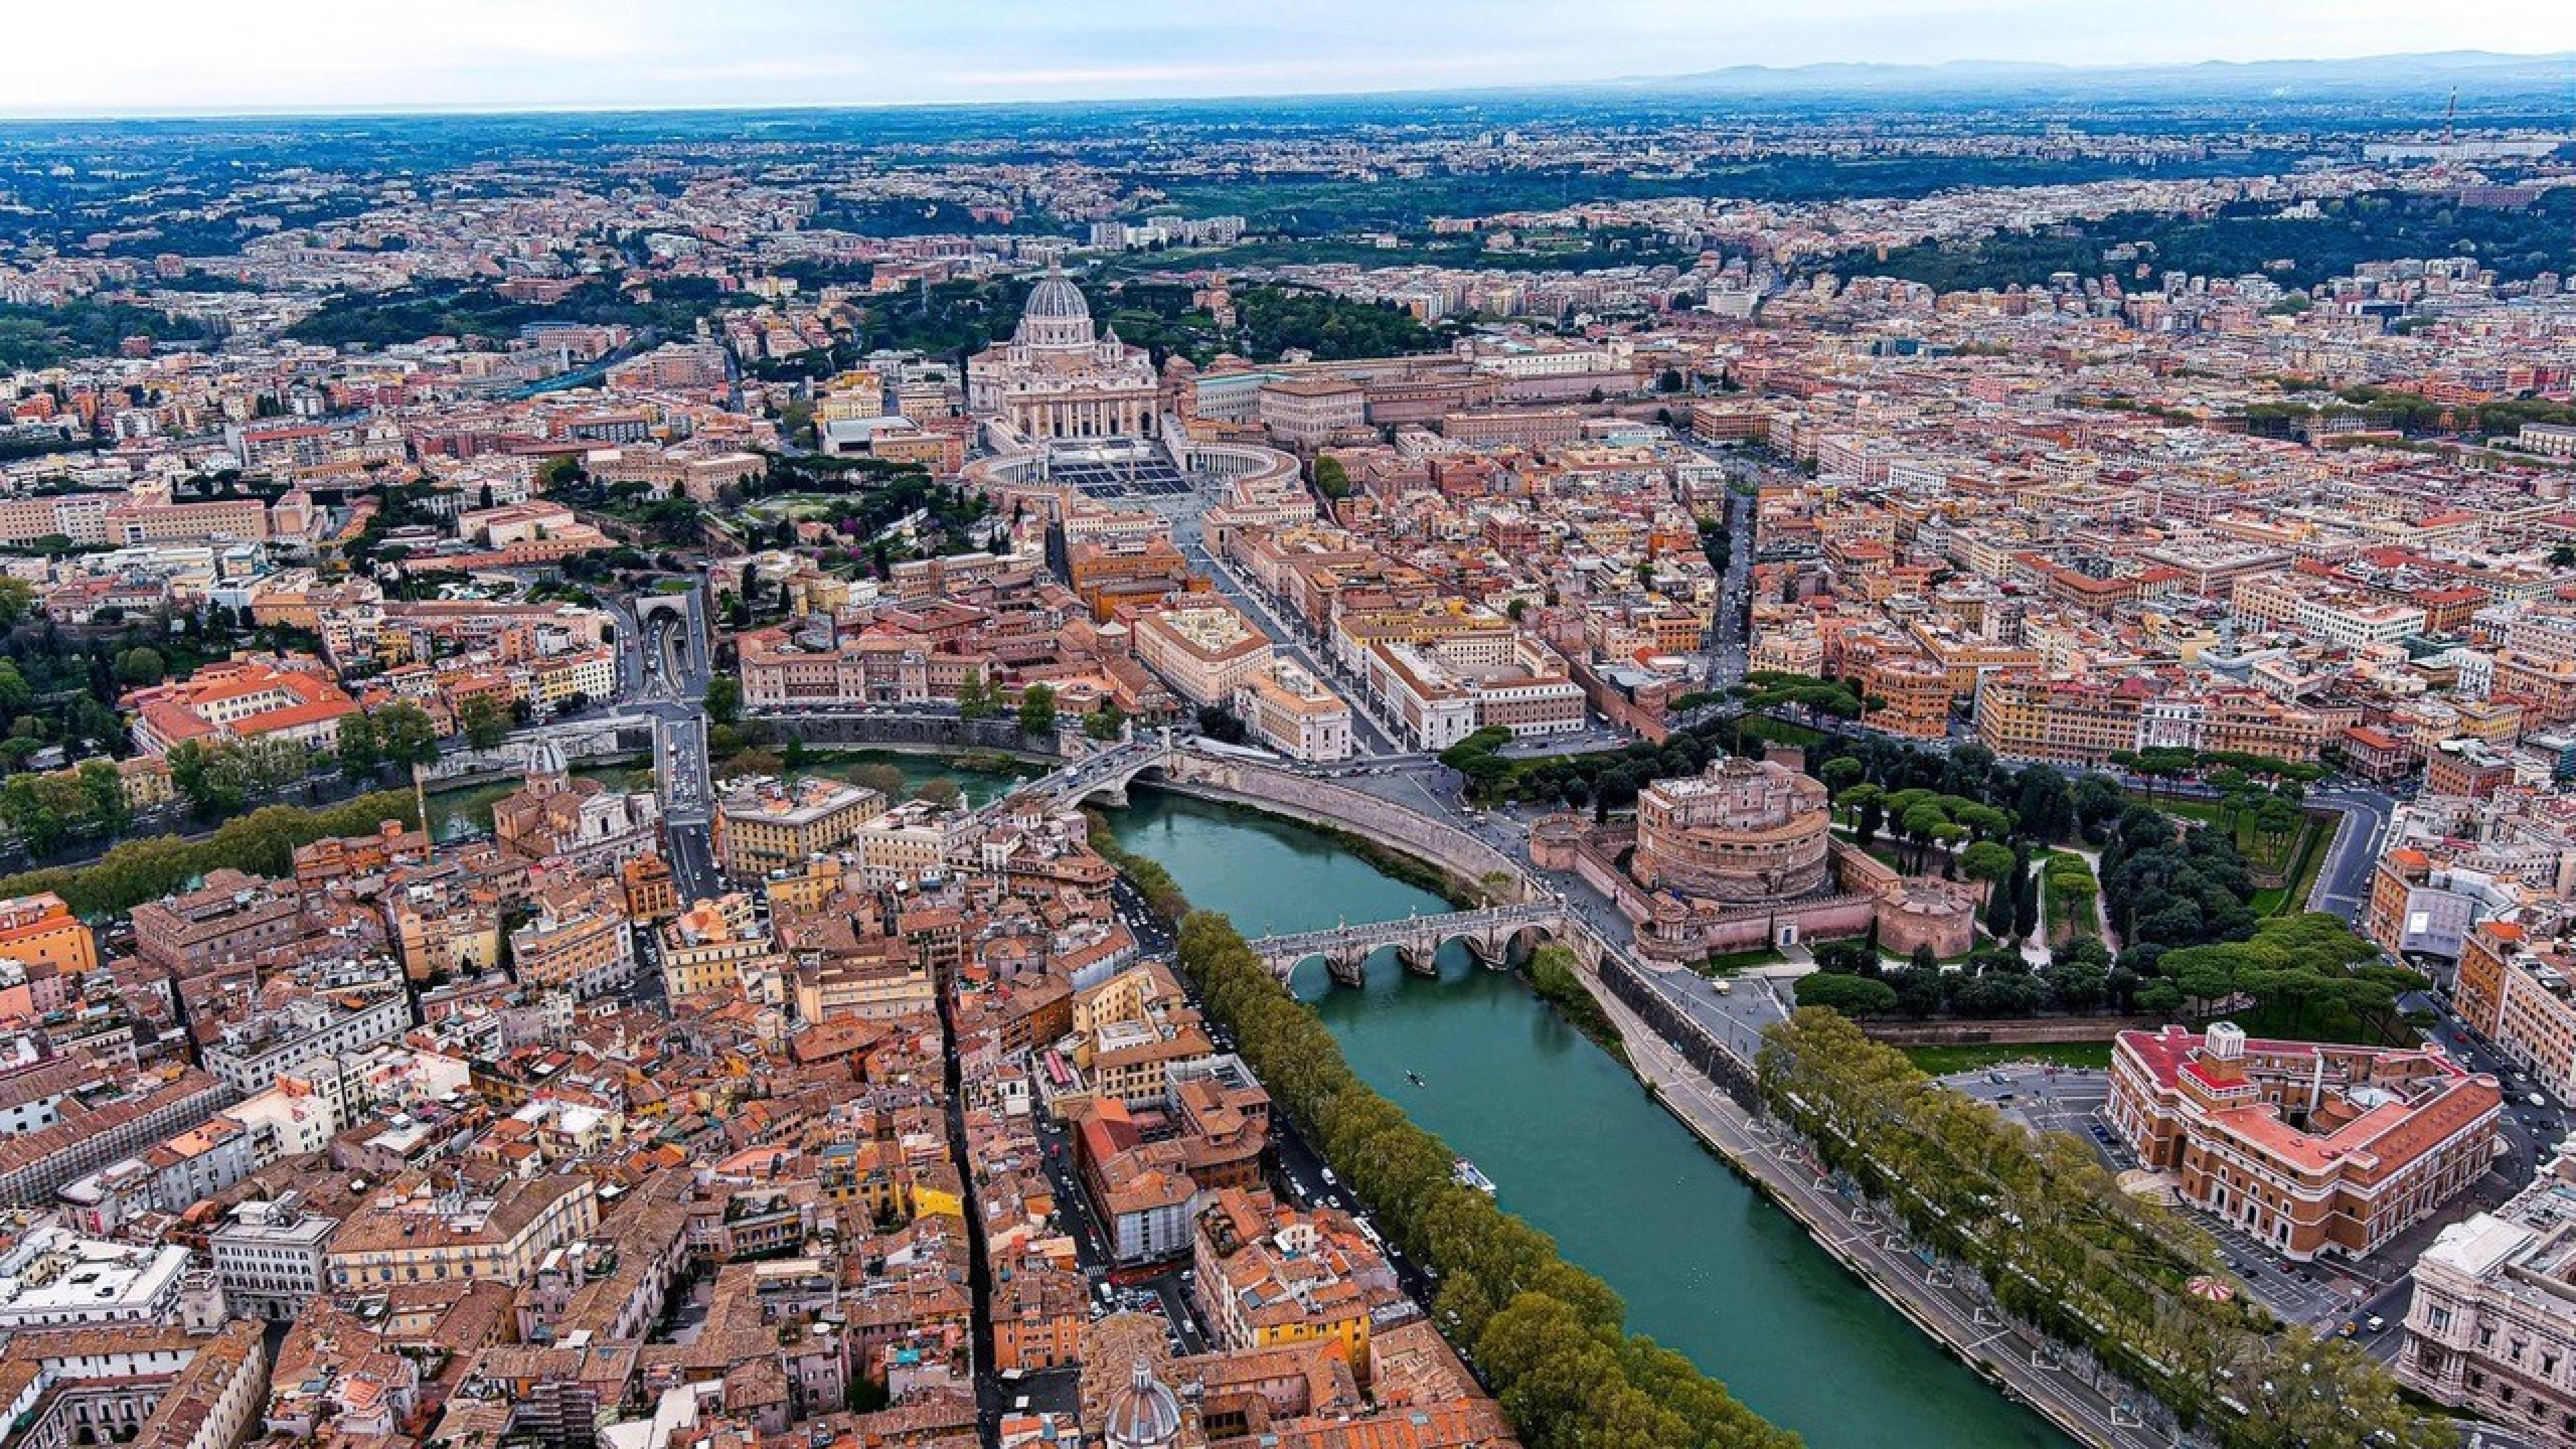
2041, 851, 2099, 941
2140, 794, 2220, 824
1904, 1041, 2118, 1075
2271, 818, 2332, 916
2130, 793, 2300, 874
1735, 715, 1823, 747
2237, 823, 2302, 875
1830, 827, 1918, 874
1698, 947, 1786, 977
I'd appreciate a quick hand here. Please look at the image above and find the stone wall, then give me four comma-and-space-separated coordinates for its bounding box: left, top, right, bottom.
1859, 1017, 2159, 1048
1871, 878, 1980, 959
1591, 955, 1763, 1106
1155, 754, 1528, 900
765, 712, 1057, 757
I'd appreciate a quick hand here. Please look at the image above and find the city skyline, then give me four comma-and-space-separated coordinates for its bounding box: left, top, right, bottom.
9, 1, 2576, 117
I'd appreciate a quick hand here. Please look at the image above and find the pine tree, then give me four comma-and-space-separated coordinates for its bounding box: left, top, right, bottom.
1984, 875, 2018, 941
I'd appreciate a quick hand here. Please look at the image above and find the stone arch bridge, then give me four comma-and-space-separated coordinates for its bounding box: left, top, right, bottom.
969, 735, 1175, 825
1245, 902, 1599, 989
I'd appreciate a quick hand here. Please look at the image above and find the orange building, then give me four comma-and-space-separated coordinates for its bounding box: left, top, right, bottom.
0, 893, 96, 977
2108, 1022, 2501, 1262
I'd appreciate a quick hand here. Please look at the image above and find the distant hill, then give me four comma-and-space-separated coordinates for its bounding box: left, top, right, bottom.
1614, 50, 2576, 106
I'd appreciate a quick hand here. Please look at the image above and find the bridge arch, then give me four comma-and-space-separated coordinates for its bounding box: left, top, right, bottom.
1245, 904, 1570, 990
1501, 920, 1558, 965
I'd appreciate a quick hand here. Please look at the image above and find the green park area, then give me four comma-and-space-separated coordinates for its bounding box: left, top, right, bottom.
1900, 1040, 2118, 1075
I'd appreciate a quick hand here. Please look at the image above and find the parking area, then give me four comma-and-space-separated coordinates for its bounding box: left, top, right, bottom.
1946, 1062, 2110, 1142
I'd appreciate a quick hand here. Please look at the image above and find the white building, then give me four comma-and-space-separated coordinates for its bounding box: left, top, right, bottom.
203, 991, 411, 1097
2402, 1145, 2576, 1440
0, 1226, 192, 1330
1233, 660, 1355, 763
209, 1193, 337, 1322
966, 264, 1162, 442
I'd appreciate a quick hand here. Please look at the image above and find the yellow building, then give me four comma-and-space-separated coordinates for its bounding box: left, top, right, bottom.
1976, 674, 2144, 767
912, 1177, 964, 1221
1073, 962, 1218, 1108
1190, 1188, 1393, 1376
326, 1173, 598, 1289
0, 892, 98, 977
759, 856, 849, 914
1852, 651, 1951, 740
509, 889, 635, 1000
661, 894, 783, 1003
713, 776, 887, 878
817, 1138, 909, 1224
852, 800, 969, 888
791, 959, 936, 1023
1133, 602, 1274, 708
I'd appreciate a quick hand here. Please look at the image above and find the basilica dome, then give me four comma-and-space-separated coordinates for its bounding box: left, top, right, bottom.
1101, 1361, 1183, 1449
1023, 265, 1090, 321
1016, 262, 1096, 350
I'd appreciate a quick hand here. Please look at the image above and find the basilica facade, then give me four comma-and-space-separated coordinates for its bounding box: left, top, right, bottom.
967, 263, 1163, 441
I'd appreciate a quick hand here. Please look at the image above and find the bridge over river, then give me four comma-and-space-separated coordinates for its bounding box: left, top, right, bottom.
1246, 902, 1574, 987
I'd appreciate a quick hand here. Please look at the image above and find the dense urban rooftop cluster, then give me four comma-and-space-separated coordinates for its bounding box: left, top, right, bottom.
0, 66, 2571, 1449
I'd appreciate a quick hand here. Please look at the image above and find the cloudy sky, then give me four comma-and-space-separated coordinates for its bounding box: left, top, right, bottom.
10, 0, 2575, 116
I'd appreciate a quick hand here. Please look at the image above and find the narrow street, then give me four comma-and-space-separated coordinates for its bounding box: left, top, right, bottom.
938, 979, 1002, 1449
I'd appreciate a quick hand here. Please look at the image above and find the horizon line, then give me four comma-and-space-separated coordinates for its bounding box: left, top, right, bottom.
1, 46, 2570, 127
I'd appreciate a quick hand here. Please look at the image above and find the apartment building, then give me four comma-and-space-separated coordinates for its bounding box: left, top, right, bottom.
327, 1173, 599, 1290
124, 657, 358, 758
131, 869, 299, 976
713, 777, 886, 878
2454, 922, 2576, 1100
508, 890, 637, 1001
0, 1070, 236, 1206
660, 894, 783, 1002
204, 991, 409, 1097
1190, 1187, 1400, 1373
0, 892, 99, 977
1071, 963, 1218, 1110
0, 1227, 192, 1329
851, 800, 973, 889
1849, 649, 1951, 740
790, 959, 936, 1023
1362, 633, 1584, 751
1133, 602, 1275, 708
209, 1193, 337, 1322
